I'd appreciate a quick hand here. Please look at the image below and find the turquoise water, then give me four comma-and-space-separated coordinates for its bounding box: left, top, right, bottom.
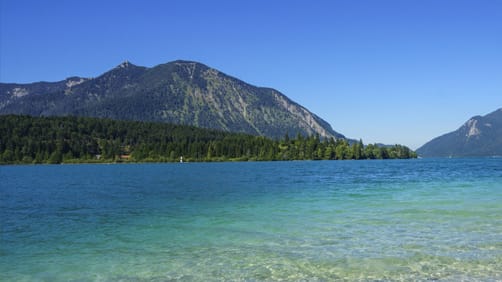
1, 159, 502, 281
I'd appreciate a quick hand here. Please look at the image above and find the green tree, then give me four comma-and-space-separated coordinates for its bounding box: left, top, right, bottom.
48, 151, 63, 164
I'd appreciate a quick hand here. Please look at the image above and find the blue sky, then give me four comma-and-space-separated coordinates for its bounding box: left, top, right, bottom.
1, 0, 501, 149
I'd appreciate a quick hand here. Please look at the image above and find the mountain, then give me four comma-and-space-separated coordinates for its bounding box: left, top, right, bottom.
416, 108, 502, 157
0, 60, 344, 140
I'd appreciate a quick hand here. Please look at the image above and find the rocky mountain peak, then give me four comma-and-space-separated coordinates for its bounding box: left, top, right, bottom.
417, 108, 502, 157
465, 118, 481, 138
117, 60, 132, 69
0, 60, 344, 140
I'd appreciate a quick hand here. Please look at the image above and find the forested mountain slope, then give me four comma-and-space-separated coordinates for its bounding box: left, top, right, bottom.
0, 61, 343, 139
0, 115, 416, 164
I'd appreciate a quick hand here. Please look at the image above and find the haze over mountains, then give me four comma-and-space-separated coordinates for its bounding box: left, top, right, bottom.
0, 60, 344, 140
417, 108, 502, 157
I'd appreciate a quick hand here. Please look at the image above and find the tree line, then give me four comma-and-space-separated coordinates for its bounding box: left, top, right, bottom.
0, 115, 416, 164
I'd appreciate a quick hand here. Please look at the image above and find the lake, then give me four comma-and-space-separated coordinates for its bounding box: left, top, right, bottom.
1, 159, 502, 281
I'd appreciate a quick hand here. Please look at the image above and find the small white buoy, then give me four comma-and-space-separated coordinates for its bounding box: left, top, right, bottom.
180, 156, 183, 163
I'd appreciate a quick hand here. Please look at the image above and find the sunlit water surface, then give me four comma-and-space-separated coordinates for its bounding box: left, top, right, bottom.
1, 159, 502, 281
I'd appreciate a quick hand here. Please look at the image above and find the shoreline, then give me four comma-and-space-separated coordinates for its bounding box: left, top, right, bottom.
0, 157, 421, 166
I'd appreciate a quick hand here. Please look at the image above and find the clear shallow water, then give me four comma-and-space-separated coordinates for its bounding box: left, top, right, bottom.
1, 159, 502, 281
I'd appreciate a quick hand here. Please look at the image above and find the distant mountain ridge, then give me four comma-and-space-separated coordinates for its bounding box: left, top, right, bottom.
417, 108, 502, 157
0, 60, 344, 139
